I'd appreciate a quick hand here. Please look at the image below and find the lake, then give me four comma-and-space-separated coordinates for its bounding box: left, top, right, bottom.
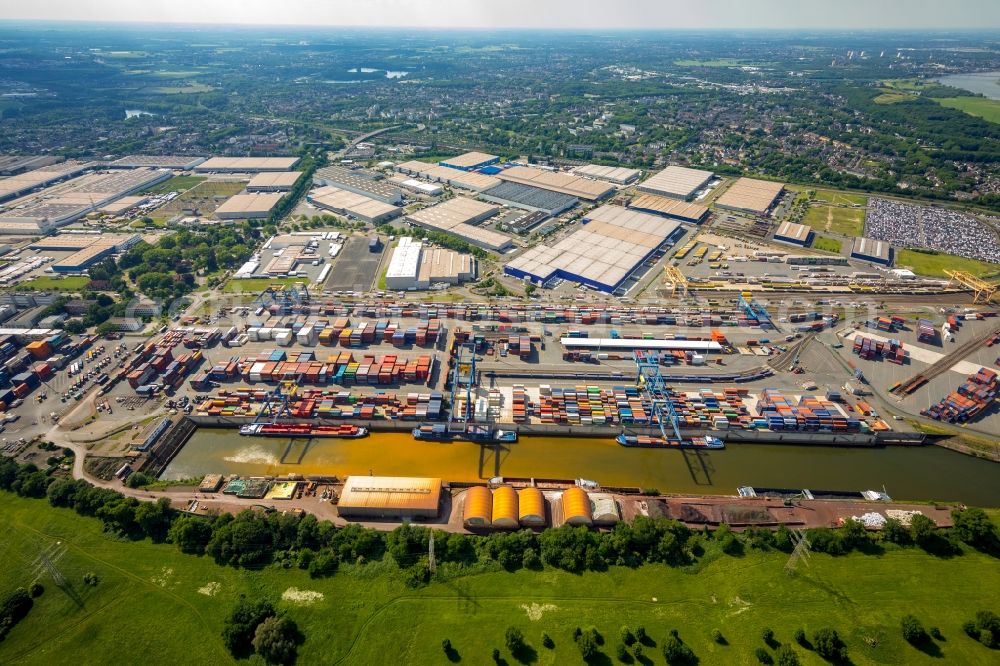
937, 71, 1000, 100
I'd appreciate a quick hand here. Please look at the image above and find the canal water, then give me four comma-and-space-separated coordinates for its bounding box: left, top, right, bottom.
161, 430, 1000, 506
937, 71, 1000, 100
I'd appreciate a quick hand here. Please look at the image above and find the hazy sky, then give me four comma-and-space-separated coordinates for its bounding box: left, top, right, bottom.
3, 0, 999, 30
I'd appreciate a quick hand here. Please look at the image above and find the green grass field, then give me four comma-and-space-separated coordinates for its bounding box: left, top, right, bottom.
222, 277, 309, 293
895, 249, 1000, 279
936, 97, 1000, 124
802, 205, 866, 236
2, 493, 999, 665
873, 92, 914, 105
142, 175, 206, 195
11, 276, 90, 292
812, 236, 843, 254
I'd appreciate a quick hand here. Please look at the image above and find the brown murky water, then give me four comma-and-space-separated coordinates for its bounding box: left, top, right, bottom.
162, 429, 1000, 505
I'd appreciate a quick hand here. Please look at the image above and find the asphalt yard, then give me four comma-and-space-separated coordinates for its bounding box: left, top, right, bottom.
324, 235, 384, 292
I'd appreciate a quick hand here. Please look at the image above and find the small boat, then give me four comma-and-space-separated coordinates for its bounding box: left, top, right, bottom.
239, 423, 368, 438
412, 424, 518, 443
576, 478, 600, 490
616, 434, 725, 449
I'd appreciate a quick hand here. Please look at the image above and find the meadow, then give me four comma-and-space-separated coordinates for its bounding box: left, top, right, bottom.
895, 249, 1000, 279
1, 493, 999, 665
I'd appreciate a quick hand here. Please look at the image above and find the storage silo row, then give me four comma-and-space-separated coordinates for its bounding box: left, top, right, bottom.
462, 485, 549, 529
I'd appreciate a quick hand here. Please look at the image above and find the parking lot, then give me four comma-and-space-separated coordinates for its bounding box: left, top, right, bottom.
324, 235, 385, 292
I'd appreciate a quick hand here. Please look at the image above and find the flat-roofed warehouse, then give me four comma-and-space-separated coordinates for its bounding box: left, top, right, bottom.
108, 155, 207, 170
385, 236, 475, 290
99, 195, 148, 215
394, 161, 501, 192
504, 205, 683, 293
31, 233, 142, 273
307, 185, 402, 224
214, 192, 285, 220
628, 193, 709, 224
246, 171, 302, 192
313, 165, 403, 204
570, 164, 642, 185
638, 165, 714, 201
439, 151, 499, 172
774, 220, 813, 247
0, 161, 95, 203
0, 155, 63, 176
496, 165, 614, 202
851, 236, 893, 266
195, 156, 300, 172
406, 197, 513, 252
714, 177, 785, 216
337, 475, 442, 519
480, 181, 578, 216
0, 167, 170, 232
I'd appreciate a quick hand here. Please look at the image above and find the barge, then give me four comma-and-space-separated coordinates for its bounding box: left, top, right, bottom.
412, 424, 518, 443
239, 423, 368, 438
737, 486, 891, 501
616, 434, 725, 449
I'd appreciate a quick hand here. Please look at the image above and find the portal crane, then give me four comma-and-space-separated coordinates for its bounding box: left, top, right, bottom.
633, 351, 683, 441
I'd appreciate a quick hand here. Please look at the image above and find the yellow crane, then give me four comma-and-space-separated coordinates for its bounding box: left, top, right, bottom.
663, 265, 688, 296
945, 270, 998, 304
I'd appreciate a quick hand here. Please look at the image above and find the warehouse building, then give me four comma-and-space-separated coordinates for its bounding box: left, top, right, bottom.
560, 487, 593, 526
308, 185, 402, 224
590, 493, 621, 525
99, 195, 149, 215
406, 197, 512, 252
491, 485, 520, 529
714, 177, 785, 216
108, 155, 207, 170
628, 193, 709, 224
313, 166, 403, 204
774, 221, 813, 247
387, 175, 444, 197
214, 192, 285, 220
337, 475, 442, 519
480, 181, 578, 215
0, 167, 170, 232
497, 165, 614, 202
439, 151, 499, 172
385, 236, 475, 290
518, 487, 546, 527
0, 155, 63, 176
637, 165, 714, 200
394, 160, 501, 192
31, 233, 142, 273
0, 161, 96, 203
570, 164, 642, 185
247, 172, 301, 192
851, 236, 893, 266
462, 486, 493, 528
504, 205, 683, 293
195, 156, 300, 172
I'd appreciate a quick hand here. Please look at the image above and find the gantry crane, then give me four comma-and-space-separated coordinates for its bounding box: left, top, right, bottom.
253, 382, 294, 424
449, 341, 477, 424
945, 270, 998, 304
663, 265, 688, 297
634, 351, 683, 441
738, 291, 777, 331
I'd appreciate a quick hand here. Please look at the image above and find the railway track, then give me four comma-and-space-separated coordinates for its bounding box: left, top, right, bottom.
767, 334, 816, 373
892, 323, 1000, 396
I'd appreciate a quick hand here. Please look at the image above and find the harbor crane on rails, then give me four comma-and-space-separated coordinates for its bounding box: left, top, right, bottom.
449, 341, 477, 424
252, 381, 295, 424
633, 351, 684, 441
738, 290, 777, 331
945, 270, 997, 304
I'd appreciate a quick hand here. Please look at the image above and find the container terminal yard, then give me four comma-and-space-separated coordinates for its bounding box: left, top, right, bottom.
0, 152, 998, 537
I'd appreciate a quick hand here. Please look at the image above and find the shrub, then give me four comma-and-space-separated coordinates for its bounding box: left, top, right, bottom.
712, 628, 724, 644
615, 642, 630, 662
82, 572, 99, 586
812, 628, 848, 662
252, 616, 300, 665
901, 614, 927, 644
930, 627, 942, 640
0, 587, 33, 641
577, 630, 598, 659
28, 582, 43, 598
620, 625, 635, 645
980, 629, 996, 648
662, 633, 696, 665
633, 644, 644, 659
775, 644, 801, 666
794, 628, 807, 646
442, 638, 452, 652
755, 647, 773, 664
222, 597, 276, 658
762, 627, 775, 644
505, 626, 525, 653
541, 632, 554, 649
492, 647, 501, 663
635, 625, 647, 643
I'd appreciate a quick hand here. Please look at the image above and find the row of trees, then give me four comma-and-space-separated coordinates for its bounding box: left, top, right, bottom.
1, 456, 998, 588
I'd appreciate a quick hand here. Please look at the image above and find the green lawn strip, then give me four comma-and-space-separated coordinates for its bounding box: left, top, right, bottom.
935, 97, 1000, 124
812, 236, 843, 253
895, 249, 1000, 279
11, 276, 90, 292
2, 493, 1000, 665
222, 277, 308, 293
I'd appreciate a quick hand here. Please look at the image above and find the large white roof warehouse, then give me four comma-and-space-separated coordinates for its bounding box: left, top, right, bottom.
570, 164, 642, 185
638, 165, 714, 200
497, 165, 615, 201
406, 197, 512, 252
195, 157, 300, 172
504, 205, 683, 293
